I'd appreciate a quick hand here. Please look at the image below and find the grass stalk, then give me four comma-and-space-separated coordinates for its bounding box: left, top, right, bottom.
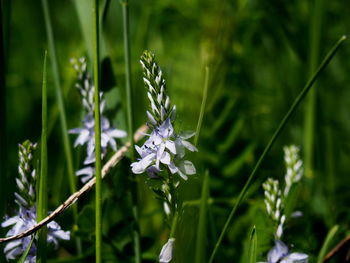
208, 35, 346, 263
121, 1, 141, 263
0, 0, 7, 248
37, 51, 48, 263
195, 171, 210, 263
317, 225, 339, 263
92, 0, 102, 262
40, 0, 81, 253
194, 67, 210, 146
304, 0, 325, 178
248, 226, 257, 263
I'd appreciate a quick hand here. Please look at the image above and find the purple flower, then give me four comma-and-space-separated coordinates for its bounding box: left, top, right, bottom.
259, 240, 308, 263
70, 57, 127, 183
131, 118, 197, 180
159, 238, 175, 263
1, 141, 70, 262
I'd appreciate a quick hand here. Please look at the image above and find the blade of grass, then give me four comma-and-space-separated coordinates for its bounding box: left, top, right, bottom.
248, 226, 257, 263
208, 35, 346, 263
317, 225, 339, 263
41, 0, 81, 254
0, 0, 7, 245
121, 1, 141, 263
194, 66, 210, 146
195, 171, 210, 263
92, 0, 102, 262
18, 235, 35, 263
304, 0, 325, 178
37, 50, 48, 263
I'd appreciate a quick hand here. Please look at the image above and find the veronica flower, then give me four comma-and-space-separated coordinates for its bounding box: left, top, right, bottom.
259, 240, 308, 263
131, 51, 197, 181
1, 141, 70, 262
70, 57, 127, 183
159, 238, 175, 263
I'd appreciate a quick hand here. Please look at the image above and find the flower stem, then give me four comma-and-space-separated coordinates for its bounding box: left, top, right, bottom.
92, 0, 102, 262
121, 1, 141, 263
208, 35, 346, 263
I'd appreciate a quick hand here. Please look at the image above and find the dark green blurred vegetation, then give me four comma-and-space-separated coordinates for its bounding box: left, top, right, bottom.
1, 0, 350, 262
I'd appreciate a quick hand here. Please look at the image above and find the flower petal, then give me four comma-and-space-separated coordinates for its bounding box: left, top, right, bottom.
182, 140, 198, 152
268, 240, 289, 263
281, 253, 308, 263
159, 238, 175, 263
165, 140, 176, 154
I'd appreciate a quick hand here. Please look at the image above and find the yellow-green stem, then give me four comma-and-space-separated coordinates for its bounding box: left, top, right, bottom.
37, 51, 48, 263
92, 0, 102, 262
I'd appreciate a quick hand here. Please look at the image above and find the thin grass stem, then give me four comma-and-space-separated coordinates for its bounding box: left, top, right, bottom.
0, 2, 7, 252
195, 171, 210, 263
304, 0, 325, 178
92, 0, 102, 262
37, 50, 48, 263
40, 0, 81, 253
121, 1, 141, 263
208, 35, 346, 263
194, 67, 210, 147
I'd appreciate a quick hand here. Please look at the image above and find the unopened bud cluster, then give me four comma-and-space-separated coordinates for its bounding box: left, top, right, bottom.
140, 51, 176, 129
284, 145, 303, 196
263, 178, 285, 239
17, 140, 37, 209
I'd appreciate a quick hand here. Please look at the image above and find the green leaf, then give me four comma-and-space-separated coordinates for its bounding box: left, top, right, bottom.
18, 236, 35, 263
248, 226, 257, 263
317, 225, 339, 263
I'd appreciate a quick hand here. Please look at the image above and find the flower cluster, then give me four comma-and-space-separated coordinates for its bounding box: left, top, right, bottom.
131, 51, 197, 181
69, 57, 127, 183
1, 141, 70, 263
131, 51, 198, 263
258, 240, 308, 263
261, 145, 307, 263
283, 145, 303, 196
263, 178, 285, 239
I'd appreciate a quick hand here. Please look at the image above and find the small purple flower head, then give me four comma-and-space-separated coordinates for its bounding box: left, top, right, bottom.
259, 240, 308, 263
1, 140, 70, 262
70, 57, 127, 183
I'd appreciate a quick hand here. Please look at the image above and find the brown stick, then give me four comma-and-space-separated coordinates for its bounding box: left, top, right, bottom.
0, 125, 148, 244
323, 234, 350, 262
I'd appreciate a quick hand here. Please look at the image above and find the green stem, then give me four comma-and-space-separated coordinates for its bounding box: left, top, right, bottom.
37, 51, 48, 263
93, 1, 102, 262
304, 0, 325, 178
208, 35, 346, 263
195, 171, 210, 263
170, 211, 179, 238
195, 67, 210, 147
0, 2, 7, 254
121, 1, 141, 263
40, 0, 80, 252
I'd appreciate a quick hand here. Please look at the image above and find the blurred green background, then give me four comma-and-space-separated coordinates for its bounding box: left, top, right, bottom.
1, 0, 350, 262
